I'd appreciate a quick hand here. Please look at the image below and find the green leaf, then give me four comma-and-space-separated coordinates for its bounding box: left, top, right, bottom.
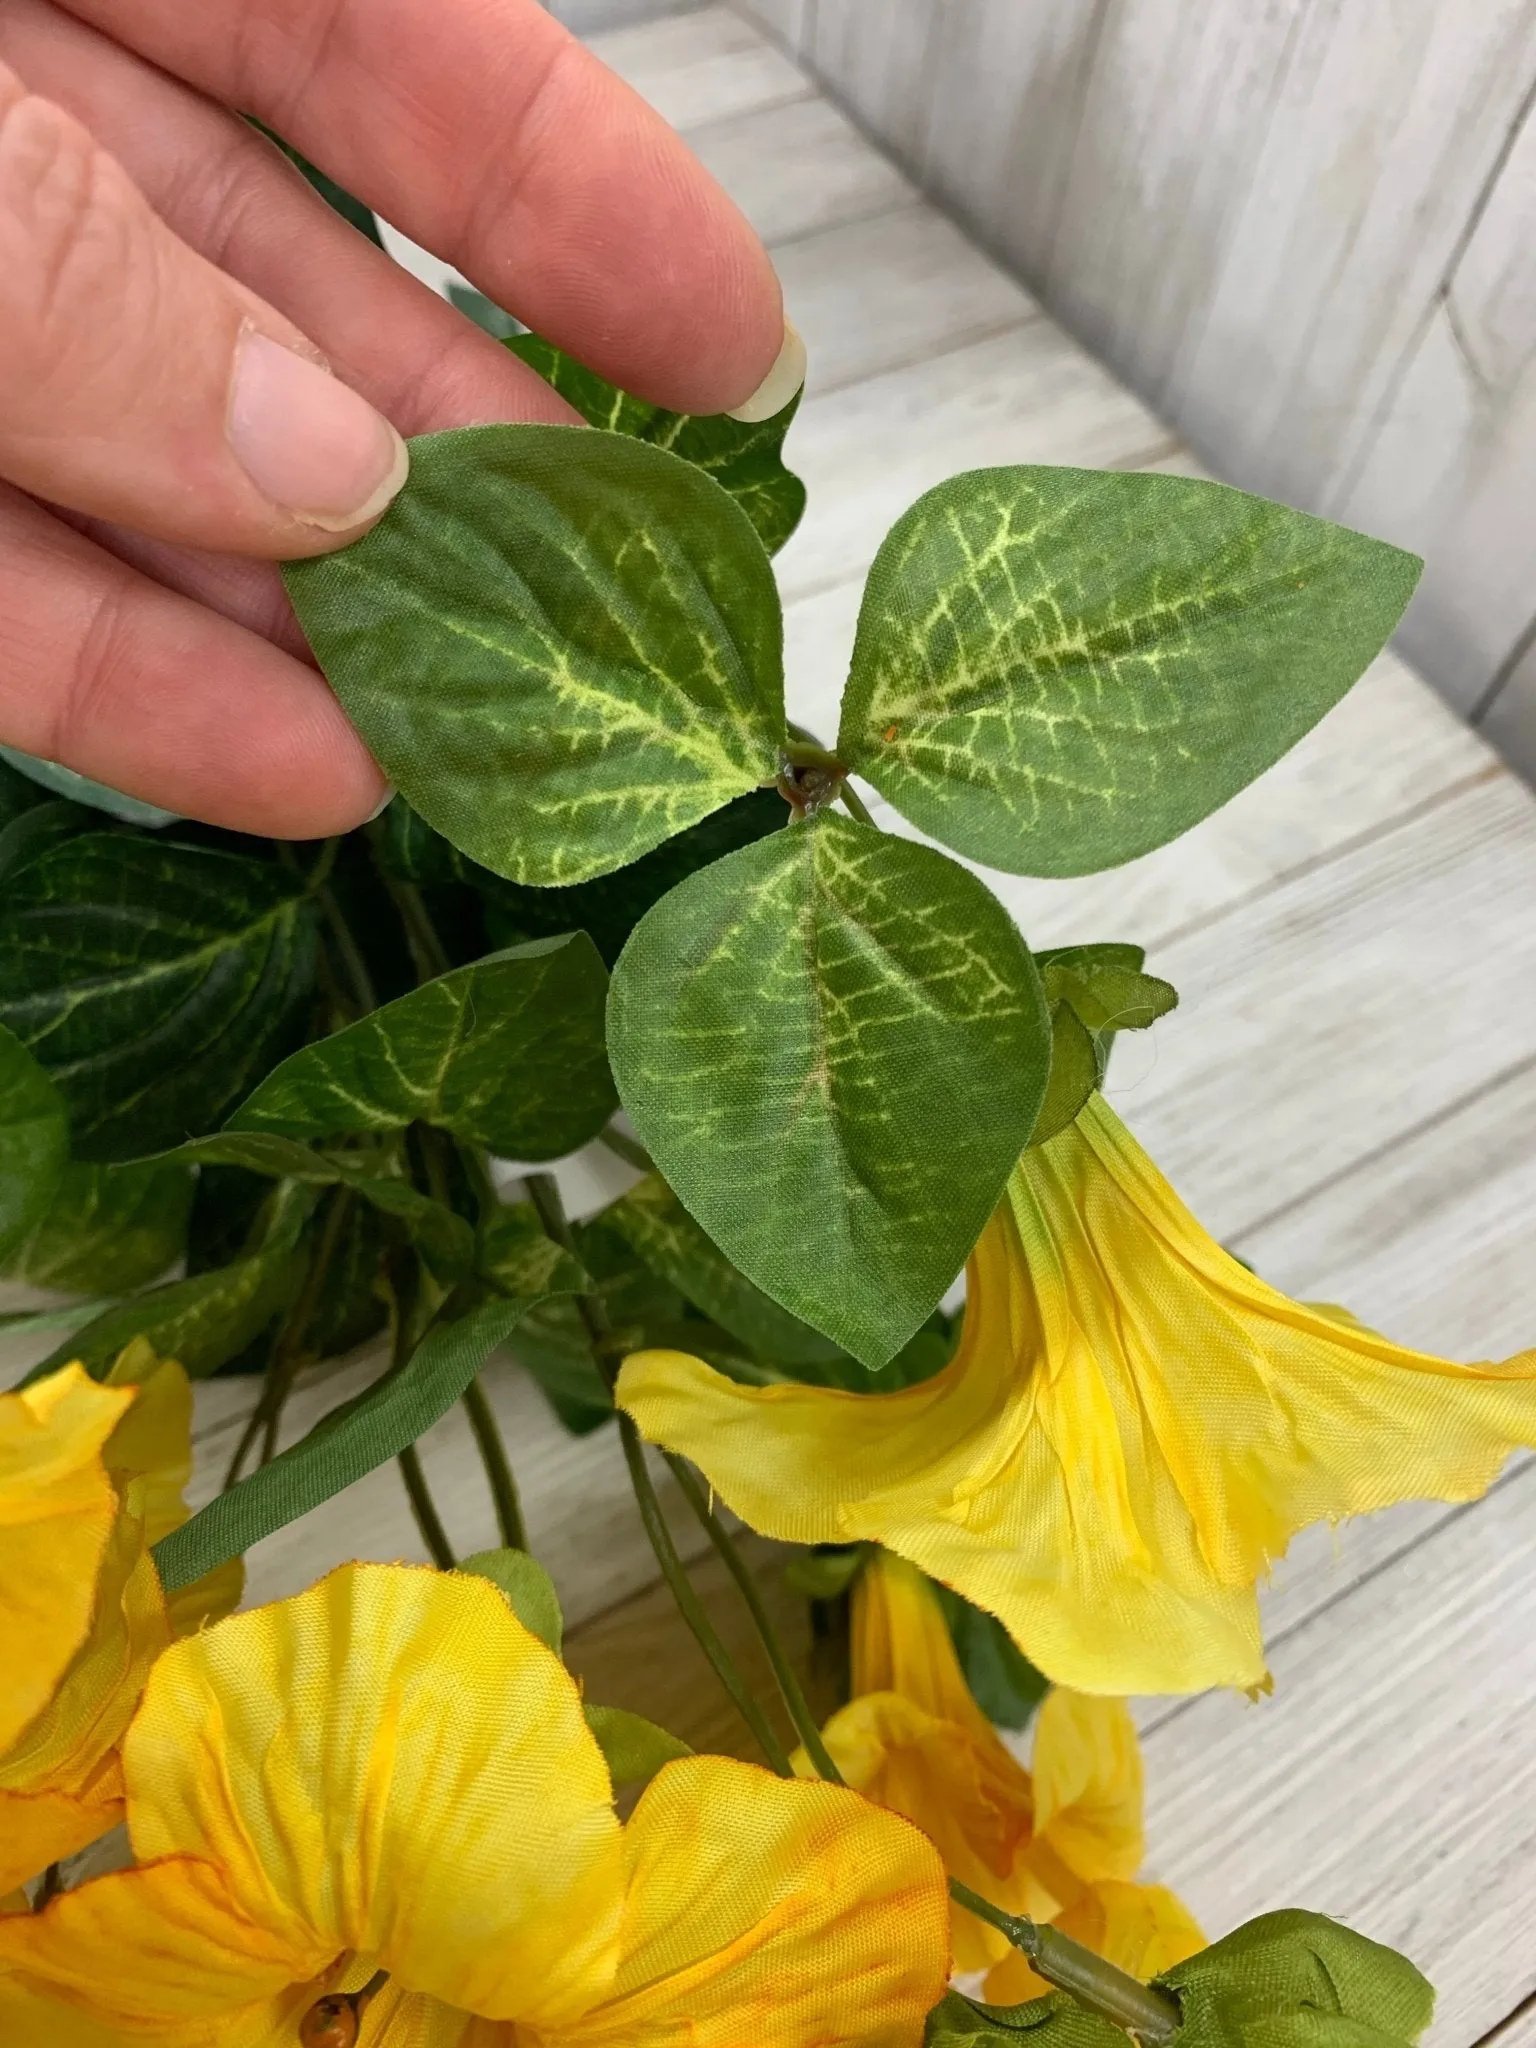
509, 333, 805, 556
144, 1132, 475, 1286
152, 1292, 572, 1593
507, 1217, 680, 1433
785, 1542, 872, 1601
0, 800, 97, 885
282, 424, 786, 885
0, 1022, 68, 1261
0, 835, 318, 1161
228, 937, 615, 1161
0, 746, 180, 827
838, 467, 1422, 877
604, 1173, 843, 1369
459, 1546, 563, 1651
251, 122, 383, 246
1, 1158, 193, 1293
924, 1988, 1105, 2048
304, 1197, 392, 1360
478, 1201, 591, 1300
583, 1703, 693, 1789
448, 283, 522, 340
0, 754, 51, 831
24, 1182, 315, 1383
1157, 1912, 1436, 2048
934, 1582, 1049, 1731
1027, 1002, 1100, 1150
608, 811, 1052, 1366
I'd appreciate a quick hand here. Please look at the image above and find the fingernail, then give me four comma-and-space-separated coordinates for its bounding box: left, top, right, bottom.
725, 316, 806, 423
229, 329, 408, 531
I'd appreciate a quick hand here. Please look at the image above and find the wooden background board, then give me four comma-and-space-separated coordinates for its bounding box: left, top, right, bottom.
6, 12, 1534, 2043
732, 0, 1536, 792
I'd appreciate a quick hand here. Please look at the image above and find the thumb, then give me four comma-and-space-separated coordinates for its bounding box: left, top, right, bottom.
0, 63, 407, 558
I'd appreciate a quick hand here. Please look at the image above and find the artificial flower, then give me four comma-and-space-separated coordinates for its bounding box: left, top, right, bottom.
619, 1093, 1536, 1694
0, 1561, 952, 2047
797, 1549, 1201, 1986
0, 1347, 241, 1893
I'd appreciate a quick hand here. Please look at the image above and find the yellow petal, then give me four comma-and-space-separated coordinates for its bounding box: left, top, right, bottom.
0, 1785, 121, 1899
853, 1551, 1007, 1754
552, 1756, 951, 2048
620, 1093, 1536, 1695
125, 1562, 623, 2026
0, 1367, 134, 1754
356, 1984, 509, 2046
104, 1346, 193, 1549
1030, 1693, 1144, 1888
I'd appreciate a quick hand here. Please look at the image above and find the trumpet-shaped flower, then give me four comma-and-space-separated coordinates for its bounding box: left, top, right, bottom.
619, 1094, 1536, 1694
0, 1349, 241, 1893
0, 1562, 952, 2048
799, 1550, 1200, 1986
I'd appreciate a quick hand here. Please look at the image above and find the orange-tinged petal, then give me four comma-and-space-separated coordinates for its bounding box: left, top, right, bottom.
551, 1756, 950, 2048
1030, 1693, 1143, 1889
0, 1782, 121, 1899
983, 1880, 1205, 2004
621, 1093, 1536, 1695
0, 1367, 134, 1753
124, 1562, 624, 2026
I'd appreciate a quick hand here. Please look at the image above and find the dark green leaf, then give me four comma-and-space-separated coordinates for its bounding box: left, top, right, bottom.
583, 1704, 692, 1788
229, 936, 615, 1161
24, 1182, 315, 1383
152, 1292, 573, 1592
509, 331, 805, 555
1, 1158, 193, 1293
0, 835, 318, 1160
1157, 1912, 1436, 2048
283, 425, 786, 885
305, 1197, 392, 1359
1027, 1002, 1100, 1149
478, 1201, 592, 1300
0, 800, 98, 885
448, 283, 522, 340
605, 1172, 843, 1369
934, 1582, 1049, 1731
0, 754, 50, 831
0, 747, 179, 827
508, 1218, 680, 1433
608, 810, 1052, 1366
186, 1164, 271, 1276
459, 1546, 563, 1650
0, 1022, 68, 1261
252, 122, 383, 246
838, 467, 1422, 877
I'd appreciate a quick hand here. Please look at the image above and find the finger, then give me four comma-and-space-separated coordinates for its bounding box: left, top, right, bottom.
0, 482, 387, 834
0, 59, 411, 557
0, 0, 585, 443
54, 0, 793, 418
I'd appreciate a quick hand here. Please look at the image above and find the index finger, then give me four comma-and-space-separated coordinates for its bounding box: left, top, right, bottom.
55, 0, 792, 417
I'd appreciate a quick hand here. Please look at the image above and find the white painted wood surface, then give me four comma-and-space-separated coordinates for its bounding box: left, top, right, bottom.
6, 13, 1527, 2039
738, 0, 1536, 791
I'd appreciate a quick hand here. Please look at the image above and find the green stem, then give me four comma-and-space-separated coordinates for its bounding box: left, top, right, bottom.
462, 1375, 527, 1550
597, 1124, 656, 1174
951, 1881, 1181, 2043
620, 1415, 793, 1776
664, 1452, 842, 1783
365, 821, 453, 982
398, 1442, 457, 1569
839, 781, 877, 828
318, 883, 379, 1016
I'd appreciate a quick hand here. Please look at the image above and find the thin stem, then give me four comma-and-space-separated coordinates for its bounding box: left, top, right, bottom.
951, 1881, 1181, 2043
365, 821, 452, 982
319, 883, 378, 1017
839, 781, 877, 828
462, 1375, 527, 1550
665, 1452, 842, 1783
398, 1443, 457, 1569
597, 1124, 656, 1174
620, 1416, 792, 1776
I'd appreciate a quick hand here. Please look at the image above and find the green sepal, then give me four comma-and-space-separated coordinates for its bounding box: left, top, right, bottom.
1028, 1002, 1101, 1150
0, 834, 318, 1161
151, 1291, 574, 1592
785, 1543, 872, 1601
0, 1022, 68, 1262
1155, 1911, 1436, 2048
934, 1582, 1049, 1731
1028, 943, 1178, 1147
583, 1704, 693, 1790
838, 467, 1422, 878
282, 424, 787, 886
459, 1546, 563, 1652
509, 331, 806, 555
608, 810, 1052, 1367
924, 1989, 1116, 2048
228, 937, 615, 1163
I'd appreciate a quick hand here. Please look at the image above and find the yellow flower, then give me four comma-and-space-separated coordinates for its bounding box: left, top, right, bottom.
0, 1562, 952, 2047
619, 1093, 1536, 1694
0, 1348, 241, 1893
799, 1551, 1200, 1988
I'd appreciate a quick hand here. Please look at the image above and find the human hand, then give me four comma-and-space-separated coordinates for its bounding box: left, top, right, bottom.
0, 0, 796, 836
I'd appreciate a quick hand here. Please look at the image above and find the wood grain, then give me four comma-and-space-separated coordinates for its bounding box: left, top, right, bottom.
585, 5, 810, 132
686, 94, 915, 248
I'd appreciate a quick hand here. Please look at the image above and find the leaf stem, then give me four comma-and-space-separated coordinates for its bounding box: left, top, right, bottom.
398, 1442, 457, 1569
950, 1881, 1182, 2043
597, 1124, 655, 1173
619, 1414, 793, 1776
461, 1374, 527, 1550
839, 781, 877, 828
664, 1452, 842, 1783
318, 883, 379, 1017
365, 822, 453, 982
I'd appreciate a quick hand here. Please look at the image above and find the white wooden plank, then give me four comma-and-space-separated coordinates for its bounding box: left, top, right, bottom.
798, 0, 941, 168
1480, 624, 1536, 787
1140, 1459, 1536, 2048
685, 95, 915, 249
1483, 1998, 1536, 2048
778, 201, 1038, 398
585, 5, 810, 132
774, 322, 1175, 606
730, 0, 806, 54
546, 0, 701, 32
1104, 771, 1536, 1242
